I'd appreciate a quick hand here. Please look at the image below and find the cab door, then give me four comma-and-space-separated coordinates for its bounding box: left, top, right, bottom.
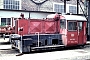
67, 21, 78, 46
78, 22, 84, 45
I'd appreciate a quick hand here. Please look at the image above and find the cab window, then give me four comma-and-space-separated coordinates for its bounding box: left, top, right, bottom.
60, 19, 66, 29
78, 22, 83, 31
68, 21, 77, 31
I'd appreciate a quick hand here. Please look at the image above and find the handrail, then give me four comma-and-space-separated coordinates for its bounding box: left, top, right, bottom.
35, 32, 40, 47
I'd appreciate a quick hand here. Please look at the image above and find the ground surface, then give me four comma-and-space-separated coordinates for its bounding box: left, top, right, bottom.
0, 38, 90, 60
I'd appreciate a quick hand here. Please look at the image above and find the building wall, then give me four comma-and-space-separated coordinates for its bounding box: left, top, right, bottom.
0, 0, 85, 14
0, 0, 3, 9
30, 12, 51, 19
0, 11, 29, 18
22, 0, 83, 14
40, 0, 77, 12
22, 0, 77, 11
22, 0, 37, 11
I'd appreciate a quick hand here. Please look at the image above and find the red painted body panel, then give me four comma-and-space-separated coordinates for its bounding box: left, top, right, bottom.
44, 20, 56, 33
29, 20, 43, 34
17, 19, 29, 35
15, 18, 58, 34
60, 16, 65, 19
78, 22, 87, 45
67, 31, 78, 46
0, 28, 6, 33
60, 29, 67, 46
83, 22, 87, 44
62, 35, 67, 46
78, 22, 84, 45
0, 26, 14, 34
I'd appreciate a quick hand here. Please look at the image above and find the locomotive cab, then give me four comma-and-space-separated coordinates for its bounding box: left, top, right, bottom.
60, 15, 87, 46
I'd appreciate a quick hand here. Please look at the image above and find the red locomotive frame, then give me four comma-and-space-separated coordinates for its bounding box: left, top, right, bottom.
9, 13, 87, 53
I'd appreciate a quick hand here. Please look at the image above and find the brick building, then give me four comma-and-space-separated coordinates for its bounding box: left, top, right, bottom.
0, 0, 85, 14
22, 0, 84, 14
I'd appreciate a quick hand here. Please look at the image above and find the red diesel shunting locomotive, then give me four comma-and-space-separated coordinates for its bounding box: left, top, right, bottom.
9, 13, 87, 53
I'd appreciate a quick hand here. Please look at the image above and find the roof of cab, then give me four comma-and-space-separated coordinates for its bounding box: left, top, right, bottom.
62, 15, 87, 21
47, 14, 87, 21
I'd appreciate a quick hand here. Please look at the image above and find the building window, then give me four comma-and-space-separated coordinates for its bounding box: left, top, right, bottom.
3, 0, 20, 10
54, 4, 64, 13
6, 18, 11, 25
69, 6, 77, 14
1, 18, 11, 26
1, 18, 6, 26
